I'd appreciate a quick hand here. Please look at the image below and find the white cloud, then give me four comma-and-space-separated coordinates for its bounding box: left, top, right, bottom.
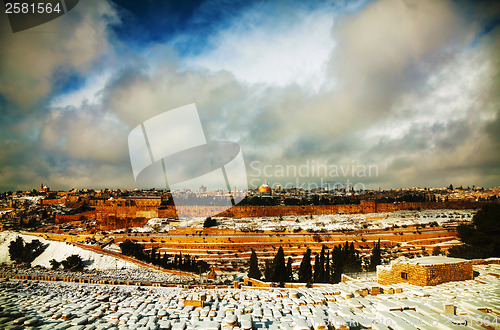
0, 0, 118, 108
39, 106, 129, 164
2, 0, 500, 191
187, 9, 336, 91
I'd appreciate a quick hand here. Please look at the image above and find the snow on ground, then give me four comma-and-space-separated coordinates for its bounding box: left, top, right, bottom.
0, 231, 17, 263
125, 209, 475, 233
0, 263, 498, 329
426, 239, 461, 247
405, 256, 468, 264
102, 243, 121, 253
14, 196, 43, 203
0, 231, 138, 270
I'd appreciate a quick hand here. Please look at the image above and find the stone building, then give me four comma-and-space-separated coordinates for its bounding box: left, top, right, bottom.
257, 183, 272, 196
377, 256, 473, 286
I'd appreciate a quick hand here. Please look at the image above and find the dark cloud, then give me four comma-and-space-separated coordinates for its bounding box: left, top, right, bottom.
1, 0, 500, 192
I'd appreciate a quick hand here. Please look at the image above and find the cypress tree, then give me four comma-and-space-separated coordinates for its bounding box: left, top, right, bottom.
325, 251, 330, 283
343, 241, 349, 262
162, 253, 169, 268
150, 248, 156, 264
331, 244, 343, 283
369, 239, 382, 271
264, 260, 273, 282
248, 249, 261, 280
272, 247, 287, 285
345, 242, 362, 273
286, 257, 293, 282
298, 248, 312, 283
313, 253, 321, 283
192, 257, 198, 273
319, 245, 326, 282
184, 254, 191, 270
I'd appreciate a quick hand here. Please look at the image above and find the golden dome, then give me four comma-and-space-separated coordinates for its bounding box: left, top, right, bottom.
258, 184, 271, 193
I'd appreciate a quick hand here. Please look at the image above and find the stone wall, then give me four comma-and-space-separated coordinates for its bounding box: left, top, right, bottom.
95, 206, 158, 230
39, 197, 66, 205
92, 201, 486, 230
55, 211, 96, 224
169, 201, 485, 218
470, 258, 500, 265
377, 259, 473, 286
243, 277, 311, 289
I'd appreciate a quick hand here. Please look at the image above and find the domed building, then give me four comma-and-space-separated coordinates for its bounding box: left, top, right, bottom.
258, 183, 272, 195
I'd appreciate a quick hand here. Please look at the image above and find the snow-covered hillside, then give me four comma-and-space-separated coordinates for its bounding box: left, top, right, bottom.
0, 231, 138, 270
124, 209, 475, 233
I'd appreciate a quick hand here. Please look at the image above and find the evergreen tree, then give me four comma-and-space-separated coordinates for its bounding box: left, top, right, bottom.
331, 244, 344, 283
272, 247, 287, 285
345, 242, 362, 273
203, 217, 217, 228
197, 260, 210, 274
191, 257, 198, 272
119, 239, 144, 259
369, 239, 382, 271
24, 240, 44, 262
162, 253, 169, 268
286, 257, 293, 282
313, 253, 321, 283
298, 248, 312, 283
325, 251, 330, 283
264, 260, 273, 282
150, 247, 157, 264
8, 237, 45, 264
248, 249, 261, 280
49, 259, 60, 270
61, 254, 84, 271
449, 204, 500, 258
319, 245, 326, 282
8, 237, 25, 262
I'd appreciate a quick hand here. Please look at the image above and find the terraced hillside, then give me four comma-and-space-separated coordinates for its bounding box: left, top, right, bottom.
27, 224, 460, 273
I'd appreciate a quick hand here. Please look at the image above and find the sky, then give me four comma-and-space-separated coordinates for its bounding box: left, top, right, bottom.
0, 0, 499, 192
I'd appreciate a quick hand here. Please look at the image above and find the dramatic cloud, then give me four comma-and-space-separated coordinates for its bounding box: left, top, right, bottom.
0, 0, 118, 109
39, 105, 129, 164
0, 0, 499, 191
188, 7, 335, 90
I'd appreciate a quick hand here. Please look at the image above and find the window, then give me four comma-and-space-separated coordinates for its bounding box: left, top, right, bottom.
401, 272, 408, 280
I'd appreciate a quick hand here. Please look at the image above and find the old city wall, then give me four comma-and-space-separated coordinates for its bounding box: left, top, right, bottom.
377, 261, 473, 286
159, 205, 355, 218
375, 201, 487, 212
39, 197, 66, 205
92, 201, 485, 230
55, 211, 96, 224
166, 201, 484, 219
96, 206, 158, 218
95, 206, 158, 230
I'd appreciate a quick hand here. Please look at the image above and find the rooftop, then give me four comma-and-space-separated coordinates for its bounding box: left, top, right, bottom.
404, 256, 469, 265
